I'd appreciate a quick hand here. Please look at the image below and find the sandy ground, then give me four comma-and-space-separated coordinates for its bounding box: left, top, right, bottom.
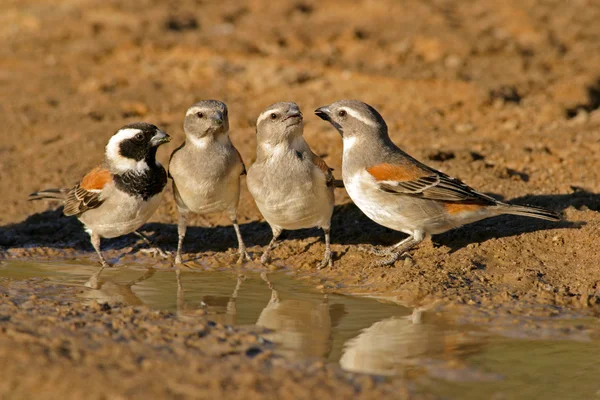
1, 0, 600, 397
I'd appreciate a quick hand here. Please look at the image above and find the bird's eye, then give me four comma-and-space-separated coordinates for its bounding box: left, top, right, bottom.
270, 113, 277, 120
338, 110, 347, 117
134, 133, 144, 141
196, 112, 204, 118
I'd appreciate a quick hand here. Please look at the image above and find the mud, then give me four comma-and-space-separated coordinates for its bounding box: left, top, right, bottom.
1, 0, 600, 397
0, 272, 419, 399
3, 261, 600, 399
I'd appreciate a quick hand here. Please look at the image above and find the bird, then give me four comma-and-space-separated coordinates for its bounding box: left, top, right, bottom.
29, 122, 171, 268
168, 100, 250, 265
246, 102, 340, 269
315, 100, 560, 266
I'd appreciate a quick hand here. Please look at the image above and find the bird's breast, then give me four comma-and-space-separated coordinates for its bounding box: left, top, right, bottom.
79, 189, 164, 238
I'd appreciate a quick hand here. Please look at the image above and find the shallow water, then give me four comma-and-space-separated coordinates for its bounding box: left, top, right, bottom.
1, 260, 600, 399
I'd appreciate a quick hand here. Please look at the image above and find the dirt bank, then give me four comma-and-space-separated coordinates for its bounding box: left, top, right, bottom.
2, 0, 599, 312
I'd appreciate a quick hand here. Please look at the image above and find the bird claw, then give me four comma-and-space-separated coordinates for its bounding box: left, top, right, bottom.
174, 253, 184, 265
358, 245, 392, 257
317, 251, 333, 270
139, 247, 169, 259
236, 249, 252, 264
368, 252, 402, 268
260, 253, 271, 265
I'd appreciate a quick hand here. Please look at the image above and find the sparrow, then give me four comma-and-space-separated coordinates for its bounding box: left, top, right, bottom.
315, 100, 560, 266
29, 122, 171, 267
168, 100, 250, 265
247, 102, 340, 269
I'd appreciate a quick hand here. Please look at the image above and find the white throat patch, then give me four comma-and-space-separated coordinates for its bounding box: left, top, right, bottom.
343, 136, 358, 157
340, 107, 378, 128
188, 133, 230, 148
261, 135, 305, 158
105, 128, 149, 174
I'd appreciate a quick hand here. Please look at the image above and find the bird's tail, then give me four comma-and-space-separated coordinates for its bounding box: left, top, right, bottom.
499, 203, 561, 221
28, 188, 69, 202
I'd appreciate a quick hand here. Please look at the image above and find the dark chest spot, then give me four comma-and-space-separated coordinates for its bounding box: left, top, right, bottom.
114, 164, 167, 201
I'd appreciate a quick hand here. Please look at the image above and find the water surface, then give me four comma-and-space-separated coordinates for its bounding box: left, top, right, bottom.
1, 260, 599, 399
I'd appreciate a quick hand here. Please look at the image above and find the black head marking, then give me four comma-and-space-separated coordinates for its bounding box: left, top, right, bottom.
111, 122, 169, 200
118, 123, 161, 162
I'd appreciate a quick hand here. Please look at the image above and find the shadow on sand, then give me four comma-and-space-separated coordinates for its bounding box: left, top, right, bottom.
0, 189, 596, 256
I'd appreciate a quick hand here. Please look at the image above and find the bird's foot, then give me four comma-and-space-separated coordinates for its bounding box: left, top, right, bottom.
358, 245, 392, 257
139, 247, 169, 259
368, 251, 403, 268
174, 252, 184, 265
317, 250, 333, 270
236, 247, 252, 264
173, 252, 195, 269
260, 253, 271, 265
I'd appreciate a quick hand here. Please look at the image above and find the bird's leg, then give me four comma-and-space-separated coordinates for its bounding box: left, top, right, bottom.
230, 214, 251, 264
174, 210, 189, 265
358, 245, 394, 256
370, 236, 421, 267
135, 231, 169, 258
317, 227, 333, 270
90, 232, 111, 268
260, 227, 282, 265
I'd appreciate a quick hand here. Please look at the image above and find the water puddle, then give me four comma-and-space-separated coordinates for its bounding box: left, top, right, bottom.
1, 260, 600, 399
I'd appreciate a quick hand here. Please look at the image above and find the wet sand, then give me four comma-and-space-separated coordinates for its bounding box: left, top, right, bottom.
0, 272, 421, 400
1, 0, 600, 397
2, 261, 600, 399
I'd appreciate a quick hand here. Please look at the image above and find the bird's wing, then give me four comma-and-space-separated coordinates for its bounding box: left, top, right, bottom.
366, 162, 497, 204
309, 152, 343, 188
167, 141, 186, 179
235, 147, 247, 175
63, 165, 111, 216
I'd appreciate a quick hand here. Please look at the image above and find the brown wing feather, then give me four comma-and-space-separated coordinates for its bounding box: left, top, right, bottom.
367, 163, 497, 205
80, 166, 111, 190
310, 153, 337, 187
367, 162, 429, 182
63, 166, 111, 216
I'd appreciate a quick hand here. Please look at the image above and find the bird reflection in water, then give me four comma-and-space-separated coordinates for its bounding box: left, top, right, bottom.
340, 309, 480, 376
256, 272, 346, 360
175, 268, 245, 324
81, 266, 156, 306
174, 270, 346, 360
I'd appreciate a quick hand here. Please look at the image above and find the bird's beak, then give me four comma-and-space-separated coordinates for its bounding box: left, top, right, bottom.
283, 109, 303, 122
314, 106, 331, 121
315, 105, 343, 136
211, 111, 224, 127
150, 130, 171, 146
